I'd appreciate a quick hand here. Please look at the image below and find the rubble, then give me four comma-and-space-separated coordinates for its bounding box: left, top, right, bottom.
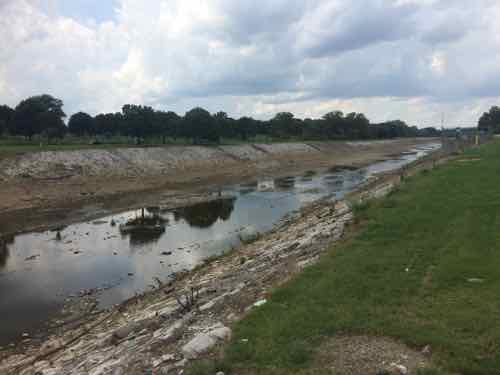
0, 198, 353, 374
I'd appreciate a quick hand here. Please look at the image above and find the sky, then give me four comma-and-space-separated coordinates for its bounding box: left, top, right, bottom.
1, 0, 500, 127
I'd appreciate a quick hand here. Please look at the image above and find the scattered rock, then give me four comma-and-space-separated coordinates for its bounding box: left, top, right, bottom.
182, 333, 216, 359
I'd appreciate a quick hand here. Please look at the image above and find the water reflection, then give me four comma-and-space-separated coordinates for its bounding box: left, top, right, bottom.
173, 198, 236, 228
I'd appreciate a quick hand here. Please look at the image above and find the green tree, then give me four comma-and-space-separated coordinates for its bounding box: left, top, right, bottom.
0, 105, 14, 135
478, 106, 500, 133
154, 110, 180, 144
122, 104, 156, 143
13, 94, 66, 139
68, 112, 94, 136
183, 107, 219, 144
270, 112, 300, 138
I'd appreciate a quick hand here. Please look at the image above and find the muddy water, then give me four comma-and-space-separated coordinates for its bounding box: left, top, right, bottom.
0, 143, 439, 345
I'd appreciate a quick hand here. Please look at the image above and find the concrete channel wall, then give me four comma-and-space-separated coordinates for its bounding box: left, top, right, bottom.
0, 141, 422, 181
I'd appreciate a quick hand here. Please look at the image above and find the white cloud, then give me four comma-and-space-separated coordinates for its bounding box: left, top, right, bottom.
1, 0, 500, 127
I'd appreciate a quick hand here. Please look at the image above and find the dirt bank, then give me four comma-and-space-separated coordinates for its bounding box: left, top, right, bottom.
0, 139, 436, 235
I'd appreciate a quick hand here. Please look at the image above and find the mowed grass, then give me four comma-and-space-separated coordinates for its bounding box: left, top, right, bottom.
192, 142, 500, 374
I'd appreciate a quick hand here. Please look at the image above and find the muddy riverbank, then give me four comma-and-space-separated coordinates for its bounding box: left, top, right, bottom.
0, 139, 436, 236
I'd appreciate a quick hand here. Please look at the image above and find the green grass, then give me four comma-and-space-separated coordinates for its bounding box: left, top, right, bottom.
191, 142, 500, 374
0, 135, 322, 160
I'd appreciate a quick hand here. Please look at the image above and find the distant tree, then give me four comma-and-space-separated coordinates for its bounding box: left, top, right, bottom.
154, 110, 180, 144
43, 121, 67, 143
94, 112, 124, 137
184, 107, 219, 143
0, 105, 14, 135
13, 94, 66, 139
214, 111, 230, 139
478, 106, 500, 133
322, 111, 345, 139
270, 112, 300, 138
418, 127, 440, 137
122, 104, 156, 142
68, 112, 94, 136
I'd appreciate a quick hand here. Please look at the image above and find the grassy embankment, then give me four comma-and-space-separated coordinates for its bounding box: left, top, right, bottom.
0, 135, 308, 160
190, 141, 500, 374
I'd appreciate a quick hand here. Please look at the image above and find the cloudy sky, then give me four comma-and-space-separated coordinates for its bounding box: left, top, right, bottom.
1, 0, 500, 127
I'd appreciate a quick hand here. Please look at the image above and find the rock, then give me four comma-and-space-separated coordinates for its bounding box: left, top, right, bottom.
216, 372, 225, 375
182, 333, 216, 359
199, 300, 216, 311
161, 251, 173, 256
181, 325, 231, 359
153, 354, 175, 367
152, 319, 185, 344
239, 226, 260, 243
390, 363, 408, 375
253, 299, 267, 307
111, 317, 158, 342
209, 326, 231, 341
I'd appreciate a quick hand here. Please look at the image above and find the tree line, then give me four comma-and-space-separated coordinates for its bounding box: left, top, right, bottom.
478, 106, 500, 133
0, 94, 440, 144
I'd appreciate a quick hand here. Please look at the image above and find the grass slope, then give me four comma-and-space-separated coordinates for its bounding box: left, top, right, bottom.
193, 142, 500, 374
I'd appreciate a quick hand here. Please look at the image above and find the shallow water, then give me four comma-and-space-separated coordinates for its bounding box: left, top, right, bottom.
0, 143, 440, 345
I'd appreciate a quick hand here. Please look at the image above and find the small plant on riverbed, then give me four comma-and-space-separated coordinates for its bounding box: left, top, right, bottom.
175, 287, 200, 313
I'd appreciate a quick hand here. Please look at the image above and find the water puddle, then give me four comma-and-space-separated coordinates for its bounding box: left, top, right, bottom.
0, 143, 440, 344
